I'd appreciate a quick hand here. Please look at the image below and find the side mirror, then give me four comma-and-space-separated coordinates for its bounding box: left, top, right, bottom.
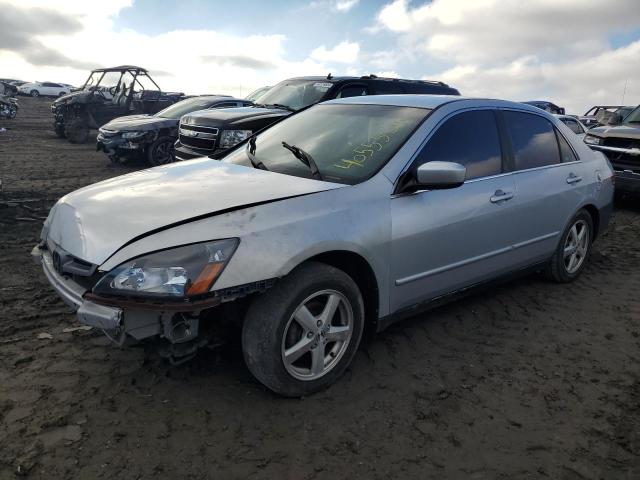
415, 161, 466, 189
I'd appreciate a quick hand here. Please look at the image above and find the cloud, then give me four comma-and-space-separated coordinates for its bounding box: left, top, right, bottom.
334, 0, 359, 12
310, 41, 360, 64
201, 55, 276, 70
0, 2, 98, 69
309, 0, 360, 13
435, 41, 640, 114
370, 0, 640, 112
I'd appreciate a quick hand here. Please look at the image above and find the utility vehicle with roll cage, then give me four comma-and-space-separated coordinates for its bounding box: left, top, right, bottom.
52, 65, 185, 144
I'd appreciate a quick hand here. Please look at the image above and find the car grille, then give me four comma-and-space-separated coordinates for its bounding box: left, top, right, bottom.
602, 137, 640, 172
603, 137, 640, 150
179, 124, 218, 151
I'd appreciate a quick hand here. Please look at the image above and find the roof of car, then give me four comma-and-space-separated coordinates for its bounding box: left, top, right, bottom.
92, 65, 148, 73
326, 95, 556, 114
285, 75, 451, 87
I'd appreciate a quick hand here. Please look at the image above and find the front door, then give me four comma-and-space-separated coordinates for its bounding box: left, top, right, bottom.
390, 109, 520, 312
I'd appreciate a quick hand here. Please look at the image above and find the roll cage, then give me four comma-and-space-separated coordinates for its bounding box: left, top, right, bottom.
81, 66, 161, 94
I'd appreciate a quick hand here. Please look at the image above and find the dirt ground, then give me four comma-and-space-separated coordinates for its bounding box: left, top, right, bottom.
1, 97, 639, 479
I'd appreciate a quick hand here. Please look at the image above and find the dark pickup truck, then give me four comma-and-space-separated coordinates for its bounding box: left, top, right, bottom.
584, 104, 640, 195
174, 75, 460, 160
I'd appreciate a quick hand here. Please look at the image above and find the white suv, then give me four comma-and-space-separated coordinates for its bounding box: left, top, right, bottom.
19, 82, 71, 97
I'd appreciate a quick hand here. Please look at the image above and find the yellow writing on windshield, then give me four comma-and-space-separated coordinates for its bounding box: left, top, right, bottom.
333, 123, 403, 170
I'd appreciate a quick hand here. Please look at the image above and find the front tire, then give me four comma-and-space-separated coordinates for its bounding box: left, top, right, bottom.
242, 262, 364, 397
65, 119, 89, 144
147, 136, 175, 166
54, 124, 65, 138
30, 90, 39, 97
547, 209, 593, 282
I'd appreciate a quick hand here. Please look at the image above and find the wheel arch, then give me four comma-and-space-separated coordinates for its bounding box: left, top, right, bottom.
580, 203, 600, 239
299, 250, 380, 336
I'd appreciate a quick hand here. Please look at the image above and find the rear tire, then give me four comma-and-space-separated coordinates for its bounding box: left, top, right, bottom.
547, 209, 593, 283
242, 262, 364, 397
147, 136, 175, 166
65, 119, 89, 144
30, 90, 39, 97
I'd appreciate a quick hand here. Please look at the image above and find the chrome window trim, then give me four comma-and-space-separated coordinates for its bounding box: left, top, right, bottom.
511, 159, 581, 175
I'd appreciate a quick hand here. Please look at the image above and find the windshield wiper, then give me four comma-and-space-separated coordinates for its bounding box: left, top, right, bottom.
246, 137, 269, 171
281, 142, 323, 180
266, 103, 296, 112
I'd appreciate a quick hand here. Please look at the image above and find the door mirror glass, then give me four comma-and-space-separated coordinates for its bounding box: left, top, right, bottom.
416, 161, 466, 189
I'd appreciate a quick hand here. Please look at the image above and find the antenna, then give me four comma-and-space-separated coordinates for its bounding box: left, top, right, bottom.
621, 79, 628, 104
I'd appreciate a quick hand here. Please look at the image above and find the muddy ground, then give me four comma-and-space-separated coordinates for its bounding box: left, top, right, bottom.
1, 97, 639, 479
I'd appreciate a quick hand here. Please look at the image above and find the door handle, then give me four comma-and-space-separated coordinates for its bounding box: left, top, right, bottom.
490, 189, 514, 203
566, 174, 582, 184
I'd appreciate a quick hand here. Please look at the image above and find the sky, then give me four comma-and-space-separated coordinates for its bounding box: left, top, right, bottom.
1, 0, 639, 114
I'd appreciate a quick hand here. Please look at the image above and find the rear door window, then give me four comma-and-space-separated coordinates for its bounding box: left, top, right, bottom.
370, 81, 404, 95
556, 131, 578, 162
504, 111, 561, 170
415, 110, 502, 180
335, 84, 369, 98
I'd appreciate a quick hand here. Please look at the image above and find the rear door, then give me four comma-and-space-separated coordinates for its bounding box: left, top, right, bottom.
501, 110, 586, 263
390, 109, 519, 312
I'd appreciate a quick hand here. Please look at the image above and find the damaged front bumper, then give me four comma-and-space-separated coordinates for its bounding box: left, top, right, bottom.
590, 144, 640, 194
31, 245, 123, 331
96, 132, 149, 158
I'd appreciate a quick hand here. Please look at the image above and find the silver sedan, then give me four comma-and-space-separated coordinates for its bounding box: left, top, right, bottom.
33, 95, 614, 396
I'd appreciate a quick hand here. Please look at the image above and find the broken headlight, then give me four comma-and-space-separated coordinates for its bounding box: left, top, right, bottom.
219, 130, 252, 149
93, 239, 239, 299
584, 134, 602, 146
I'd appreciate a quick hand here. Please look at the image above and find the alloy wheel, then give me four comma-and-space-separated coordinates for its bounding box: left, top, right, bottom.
281, 289, 353, 381
154, 140, 174, 164
563, 219, 589, 274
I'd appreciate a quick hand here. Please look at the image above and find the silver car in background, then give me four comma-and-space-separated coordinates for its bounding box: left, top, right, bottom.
33, 95, 614, 396
555, 114, 588, 139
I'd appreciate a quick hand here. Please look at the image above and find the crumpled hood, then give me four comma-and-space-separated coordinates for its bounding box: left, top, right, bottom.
100, 114, 175, 132
44, 158, 344, 266
53, 90, 93, 105
590, 124, 640, 139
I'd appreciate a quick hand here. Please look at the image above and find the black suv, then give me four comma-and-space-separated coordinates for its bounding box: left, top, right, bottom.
174, 75, 460, 160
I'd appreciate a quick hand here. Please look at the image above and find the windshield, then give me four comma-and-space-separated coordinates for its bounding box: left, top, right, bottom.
156, 97, 215, 119
255, 80, 334, 111
624, 106, 640, 123
223, 104, 429, 185
246, 86, 270, 102
83, 71, 103, 89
